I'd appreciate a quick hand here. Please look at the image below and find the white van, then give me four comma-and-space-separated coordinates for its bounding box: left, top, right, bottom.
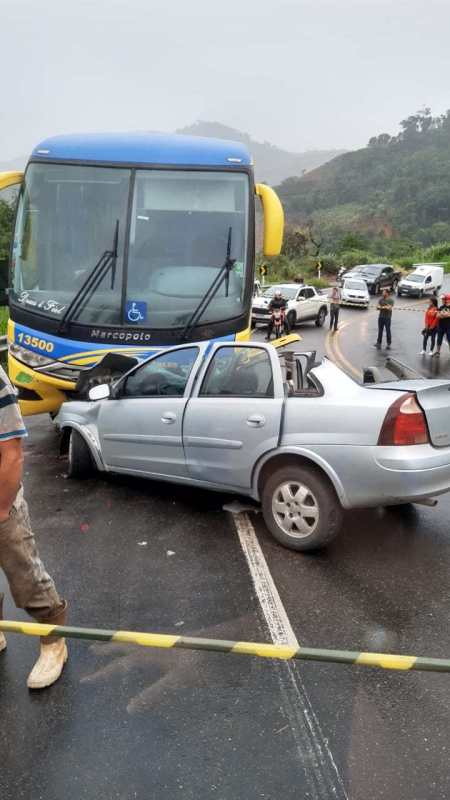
397, 264, 444, 298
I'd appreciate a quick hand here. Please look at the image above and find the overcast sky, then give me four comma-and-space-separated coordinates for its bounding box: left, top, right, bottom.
2, 0, 450, 161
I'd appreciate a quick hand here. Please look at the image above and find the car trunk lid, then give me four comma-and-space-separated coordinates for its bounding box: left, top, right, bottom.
370, 379, 450, 447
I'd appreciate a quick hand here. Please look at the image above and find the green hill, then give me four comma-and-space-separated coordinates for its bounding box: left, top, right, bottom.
276, 109, 450, 251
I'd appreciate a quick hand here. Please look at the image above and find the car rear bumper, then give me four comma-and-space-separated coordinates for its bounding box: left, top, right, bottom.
274, 444, 450, 509
343, 444, 450, 507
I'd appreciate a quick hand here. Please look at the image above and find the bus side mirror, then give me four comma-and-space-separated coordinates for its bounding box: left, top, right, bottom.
255, 183, 284, 257
0, 172, 23, 192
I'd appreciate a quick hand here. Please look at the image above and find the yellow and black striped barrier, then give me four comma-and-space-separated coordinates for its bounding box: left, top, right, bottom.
1, 620, 450, 673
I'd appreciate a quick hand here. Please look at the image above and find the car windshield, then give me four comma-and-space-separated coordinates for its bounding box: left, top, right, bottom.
406, 274, 425, 283
356, 265, 381, 274
345, 280, 367, 290
262, 286, 298, 299
11, 163, 250, 329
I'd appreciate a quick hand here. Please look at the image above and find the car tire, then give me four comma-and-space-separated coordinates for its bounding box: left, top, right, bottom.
392, 279, 398, 292
287, 310, 296, 330
67, 429, 94, 479
373, 282, 380, 295
419, 290, 424, 299
315, 307, 327, 327
261, 464, 343, 552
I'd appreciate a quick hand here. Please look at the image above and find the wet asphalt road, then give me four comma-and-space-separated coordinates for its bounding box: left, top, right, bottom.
1, 289, 450, 800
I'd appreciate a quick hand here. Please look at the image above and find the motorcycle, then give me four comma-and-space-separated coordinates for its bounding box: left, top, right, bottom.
269, 307, 287, 339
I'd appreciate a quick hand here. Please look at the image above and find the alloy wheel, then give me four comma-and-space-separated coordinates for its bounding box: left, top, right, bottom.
272, 481, 320, 539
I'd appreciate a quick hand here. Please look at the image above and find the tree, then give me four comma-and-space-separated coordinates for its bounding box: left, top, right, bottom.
337, 232, 368, 252
368, 133, 392, 147
0, 200, 14, 260
282, 226, 309, 259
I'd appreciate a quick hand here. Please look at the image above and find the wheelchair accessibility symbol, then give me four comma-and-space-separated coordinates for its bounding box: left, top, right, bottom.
126, 301, 147, 324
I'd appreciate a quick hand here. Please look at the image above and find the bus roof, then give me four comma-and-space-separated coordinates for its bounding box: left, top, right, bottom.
31, 132, 252, 168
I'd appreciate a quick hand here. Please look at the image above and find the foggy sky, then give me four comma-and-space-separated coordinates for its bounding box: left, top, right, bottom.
2, 0, 450, 161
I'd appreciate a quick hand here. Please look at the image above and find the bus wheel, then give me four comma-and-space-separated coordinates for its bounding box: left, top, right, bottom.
67, 430, 94, 479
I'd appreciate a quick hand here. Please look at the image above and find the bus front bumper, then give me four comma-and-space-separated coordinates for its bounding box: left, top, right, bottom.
8, 352, 75, 417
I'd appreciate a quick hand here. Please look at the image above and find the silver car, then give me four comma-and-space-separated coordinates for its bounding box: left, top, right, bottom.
56, 342, 450, 552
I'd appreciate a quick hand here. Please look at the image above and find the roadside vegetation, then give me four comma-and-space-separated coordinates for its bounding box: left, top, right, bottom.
0, 307, 7, 336
0, 198, 14, 334
258, 225, 450, 287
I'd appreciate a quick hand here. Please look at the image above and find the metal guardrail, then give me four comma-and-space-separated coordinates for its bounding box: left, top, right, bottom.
0, 335, 7, 354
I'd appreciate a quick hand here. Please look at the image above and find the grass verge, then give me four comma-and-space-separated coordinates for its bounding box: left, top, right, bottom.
0, 307, 8, 336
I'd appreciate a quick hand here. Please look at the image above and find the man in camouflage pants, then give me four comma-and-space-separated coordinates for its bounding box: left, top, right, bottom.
0, 364, 68, 689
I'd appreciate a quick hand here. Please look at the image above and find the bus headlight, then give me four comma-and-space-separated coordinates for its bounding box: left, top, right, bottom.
9, 343, 55, 369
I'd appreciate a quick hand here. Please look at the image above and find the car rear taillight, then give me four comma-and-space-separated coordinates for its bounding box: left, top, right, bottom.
378, 393, 429, 446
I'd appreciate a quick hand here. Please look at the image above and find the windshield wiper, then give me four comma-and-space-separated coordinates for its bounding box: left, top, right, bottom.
58, 221, 119, 334
179, 227, 235, 342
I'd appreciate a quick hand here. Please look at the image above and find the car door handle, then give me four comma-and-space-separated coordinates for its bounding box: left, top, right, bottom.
161, 412, 177, 424
246, 414, 265, 427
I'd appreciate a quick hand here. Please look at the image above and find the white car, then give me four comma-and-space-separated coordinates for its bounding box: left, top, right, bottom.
252, 284, 329, 329
340, 277, 370, 309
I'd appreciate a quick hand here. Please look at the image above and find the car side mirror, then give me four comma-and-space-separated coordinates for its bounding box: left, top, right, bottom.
89, 383, 111, 401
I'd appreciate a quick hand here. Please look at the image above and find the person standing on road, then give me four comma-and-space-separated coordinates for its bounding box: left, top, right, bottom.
0, 365, 68, 689
420, 297, 439, 355
433, 293, 450, 357
374, 289, 394, 349
329, 284, 341, 332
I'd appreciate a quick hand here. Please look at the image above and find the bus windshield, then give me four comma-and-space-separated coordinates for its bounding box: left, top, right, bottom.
11, 163, 250, 330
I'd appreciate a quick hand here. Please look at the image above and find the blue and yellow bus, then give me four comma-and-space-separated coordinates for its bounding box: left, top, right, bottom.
0, 132, 283, 416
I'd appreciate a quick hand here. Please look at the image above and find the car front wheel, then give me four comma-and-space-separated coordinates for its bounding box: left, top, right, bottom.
287, 310, 297, 329
67, 429, 94, 479
315, 307, 327, 327
261, 465, 343, 551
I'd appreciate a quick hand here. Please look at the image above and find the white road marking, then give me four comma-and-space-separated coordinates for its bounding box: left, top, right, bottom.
233, 512, 348, 799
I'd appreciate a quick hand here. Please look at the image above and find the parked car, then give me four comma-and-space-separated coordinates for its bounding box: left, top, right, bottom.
252, 283, 329, 329
57, 342, 450, 552
342, 264, 401, 295
340, 277, 370, 309
397, 264, 444, 298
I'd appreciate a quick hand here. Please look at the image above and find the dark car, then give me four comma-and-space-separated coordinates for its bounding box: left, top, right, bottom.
341, 264, 401, 295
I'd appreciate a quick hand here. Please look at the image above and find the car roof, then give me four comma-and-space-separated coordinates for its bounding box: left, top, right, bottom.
30, 132, 252, 168
264, 283, 307, 289
352, 264, 392, 269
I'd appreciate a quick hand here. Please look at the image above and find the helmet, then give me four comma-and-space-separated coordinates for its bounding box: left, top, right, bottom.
275, 289, 282, 298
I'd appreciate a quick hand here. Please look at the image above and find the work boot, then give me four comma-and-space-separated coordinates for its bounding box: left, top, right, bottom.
27, 601, 68, 690
0, 594, 6, 653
